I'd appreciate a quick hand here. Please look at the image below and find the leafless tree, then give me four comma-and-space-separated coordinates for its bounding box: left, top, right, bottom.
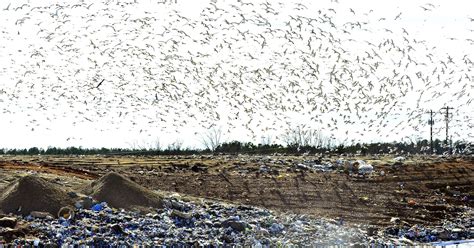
260, 134, 273, 145
282, 124, 327, 148
200, 127, 224, 151
152, 137, 161, 151
167, 138, 183, 150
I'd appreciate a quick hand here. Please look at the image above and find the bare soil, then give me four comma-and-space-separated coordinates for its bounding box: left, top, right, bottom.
0, 155, 472, 226
0, 175, 74, 215
84, 172, 164, 210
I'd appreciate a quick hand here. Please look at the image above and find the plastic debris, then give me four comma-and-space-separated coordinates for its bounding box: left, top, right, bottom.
393, 156, 406, 162
356, 160, 374, 174
57, 207, 75, 220
0, 217, 17, 228
4, 195, 452, 246
91, 202, 105, 212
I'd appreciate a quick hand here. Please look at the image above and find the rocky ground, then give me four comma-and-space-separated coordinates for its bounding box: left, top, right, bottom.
0, 154, 473, 245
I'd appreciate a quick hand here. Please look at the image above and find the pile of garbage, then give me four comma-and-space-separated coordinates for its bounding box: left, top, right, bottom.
296, 160, 334, 172
229, 155, 379, 176
3, 196, 472, 246
1, 173, 472, 246
383, 210, 473, 244
294, 159, 374, 175
1, 198, 387, 246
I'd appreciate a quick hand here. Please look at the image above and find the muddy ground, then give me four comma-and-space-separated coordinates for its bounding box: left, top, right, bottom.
0, 154, 472, 227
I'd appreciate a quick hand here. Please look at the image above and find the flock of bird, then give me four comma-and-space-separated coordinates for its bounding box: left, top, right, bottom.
0, 0, 472, 147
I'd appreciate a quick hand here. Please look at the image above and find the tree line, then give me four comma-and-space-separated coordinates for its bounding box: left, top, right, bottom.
1, 138, 471, 156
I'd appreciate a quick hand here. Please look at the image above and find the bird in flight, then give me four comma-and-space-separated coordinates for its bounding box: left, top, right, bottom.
95, 79, 105, 89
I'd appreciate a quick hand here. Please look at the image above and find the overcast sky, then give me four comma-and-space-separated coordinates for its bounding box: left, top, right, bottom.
0, 0, 472, 149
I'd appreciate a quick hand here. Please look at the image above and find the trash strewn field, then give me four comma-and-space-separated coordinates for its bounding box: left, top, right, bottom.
0, 154, 473, 245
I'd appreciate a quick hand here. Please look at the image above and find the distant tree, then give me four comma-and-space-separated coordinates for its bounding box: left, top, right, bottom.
27, 147, 39, 155
216, 141, 257, 153
167, 139, 184, 151
260, 135, 273, 146
200, 127, 224, 151
153, 138, 161, 151
433, 139, 443, 154
282, 124, 326, 148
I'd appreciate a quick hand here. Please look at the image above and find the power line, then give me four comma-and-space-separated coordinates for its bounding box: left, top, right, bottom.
440, 106, 454, 152
428, 110, 434, 154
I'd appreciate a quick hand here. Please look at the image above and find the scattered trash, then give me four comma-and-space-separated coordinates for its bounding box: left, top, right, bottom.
0, 217, 17, 228
29, 211, 53, 219
222, 218, 247, 232
0, 189, 471, 246
2, 196, 435, 246
170, 209, 192, 220
75, 196, 94, 210
312, 162, 334, 172
390, 217, 401, 224
383, 211, 473, 243
393, 157, 406, 162
57, 206, 75, 220
269, 223, 284, 234
355, 160, 373, 174
91, 203, 105, 212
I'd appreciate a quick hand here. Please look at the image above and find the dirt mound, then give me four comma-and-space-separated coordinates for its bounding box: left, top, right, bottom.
0, 175, 74, 216
85, 172, 163, 210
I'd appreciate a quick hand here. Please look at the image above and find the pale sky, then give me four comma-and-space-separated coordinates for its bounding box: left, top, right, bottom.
0, 0, 472, 149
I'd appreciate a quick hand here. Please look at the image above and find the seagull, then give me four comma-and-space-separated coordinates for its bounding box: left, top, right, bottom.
3, 3, 11, 11
95, 79, 105, 89
394, 12, 402, 20
0, 0, 471, 147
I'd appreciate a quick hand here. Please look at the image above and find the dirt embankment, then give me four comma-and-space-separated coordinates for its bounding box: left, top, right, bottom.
124, 159, 473, 226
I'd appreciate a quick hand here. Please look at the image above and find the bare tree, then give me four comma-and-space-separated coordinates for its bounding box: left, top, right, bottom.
152, 137, 161, 151
167, 138, 183, 150
282, 124, 326, 148
260, 134, 273, 145
312, 129, 327, 148
200, 127, 224, 151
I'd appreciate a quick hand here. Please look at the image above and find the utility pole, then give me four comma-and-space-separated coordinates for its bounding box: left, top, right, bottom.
440, 106, 454, 153
428, 110, 434, 154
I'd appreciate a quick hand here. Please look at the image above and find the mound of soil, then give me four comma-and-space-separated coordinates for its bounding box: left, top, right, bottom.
85, 172, 163, 210
0, 175, 74, 216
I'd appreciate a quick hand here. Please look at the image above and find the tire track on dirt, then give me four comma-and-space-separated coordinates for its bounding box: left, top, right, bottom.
0, 161, 98, 180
